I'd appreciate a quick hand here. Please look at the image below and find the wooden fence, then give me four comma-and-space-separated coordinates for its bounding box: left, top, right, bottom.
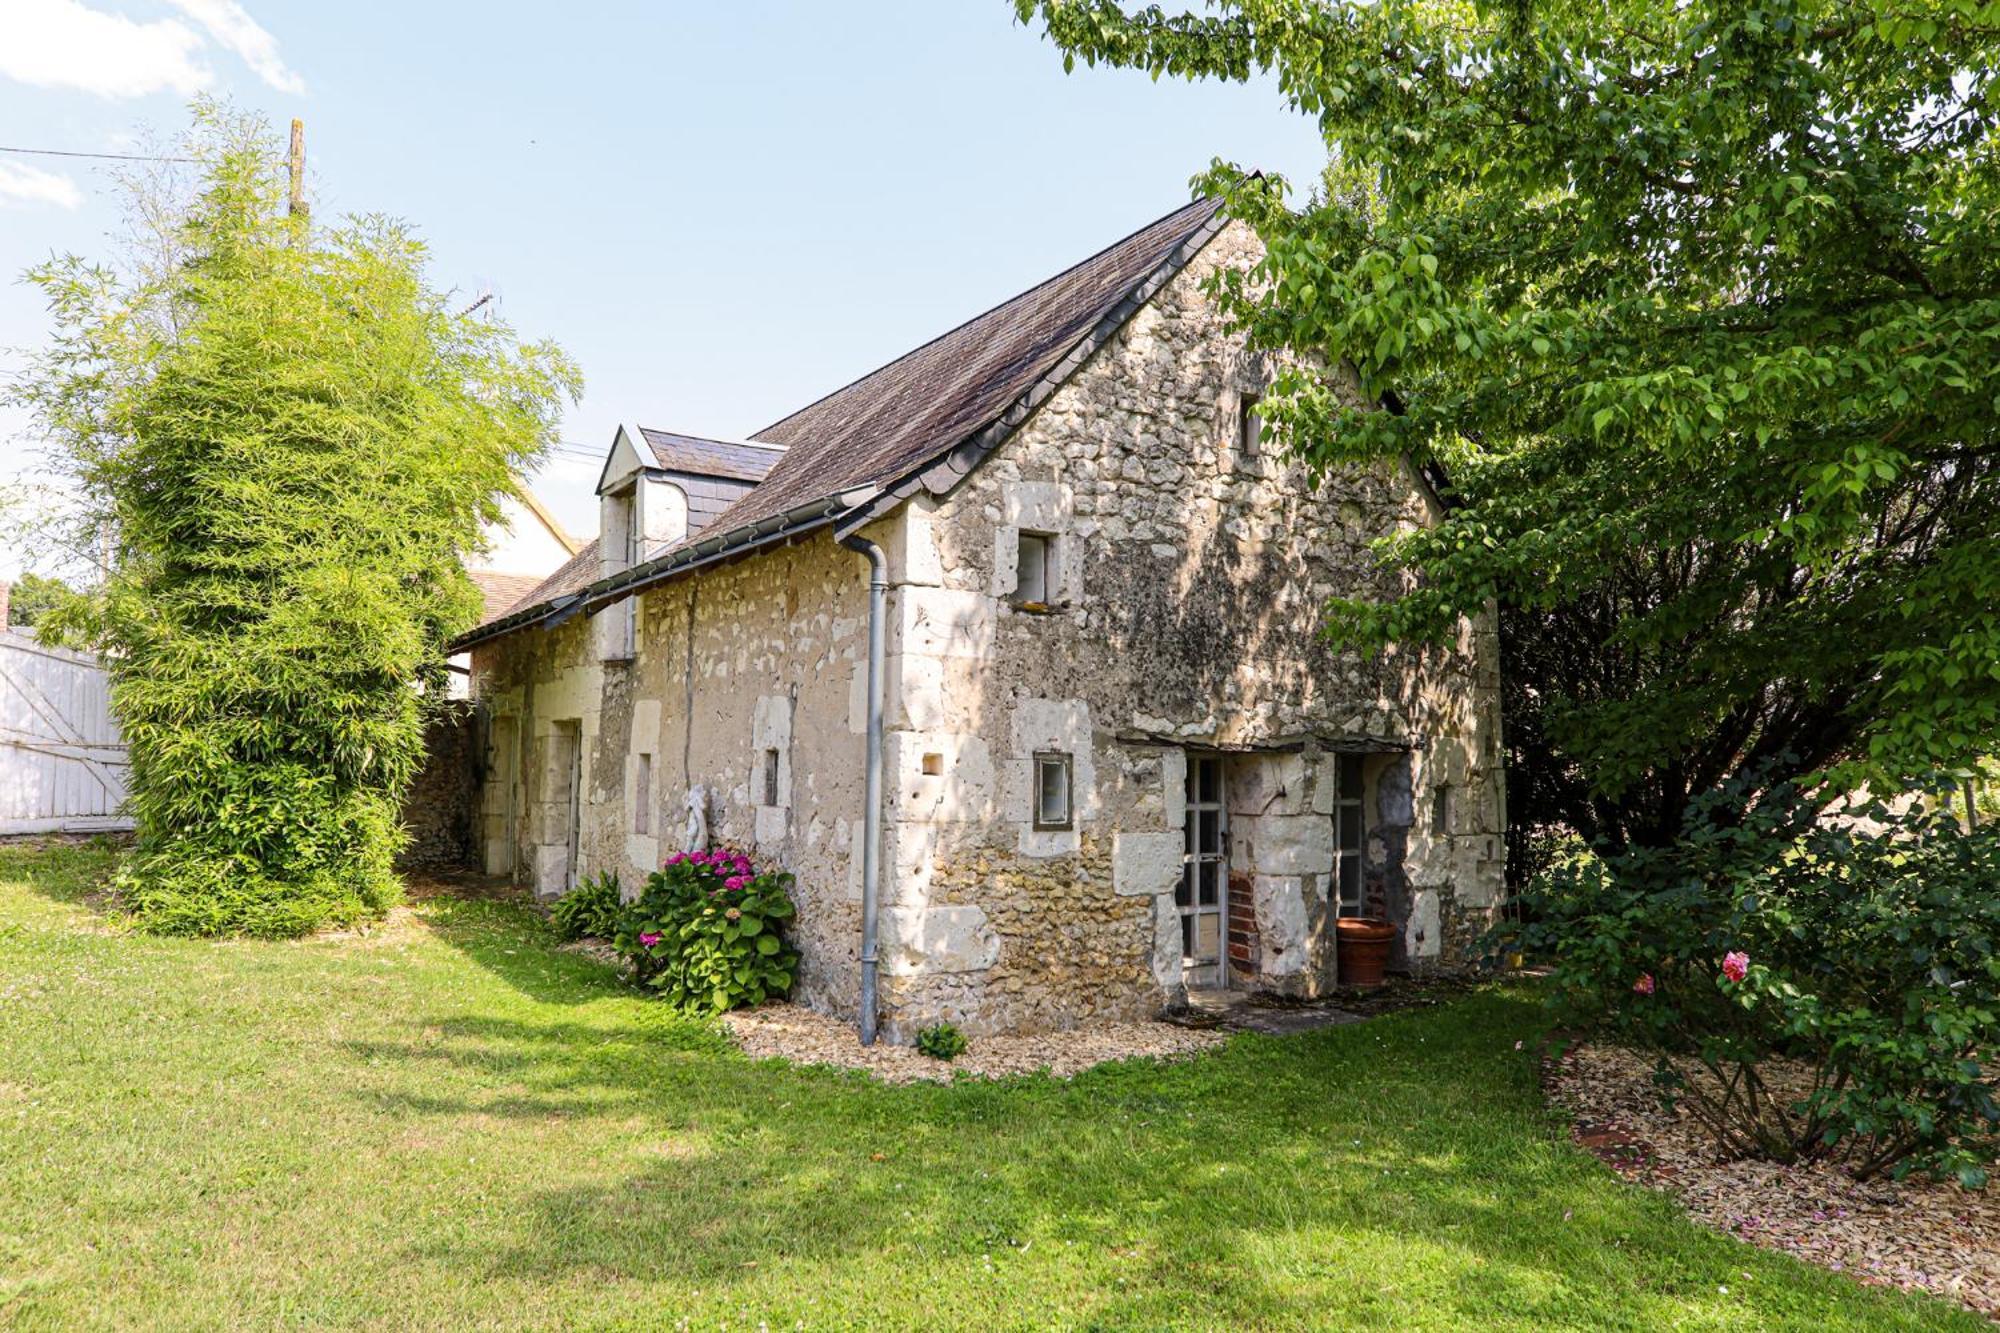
0, 628, 132, 835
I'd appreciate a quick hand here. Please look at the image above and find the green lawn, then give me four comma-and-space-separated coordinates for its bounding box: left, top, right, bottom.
0, 843, 1976, 1331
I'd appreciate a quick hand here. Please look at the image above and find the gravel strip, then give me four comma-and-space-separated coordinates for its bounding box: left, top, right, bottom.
723, 1002, 1227, 1084
1550, 1042, 2000, 1319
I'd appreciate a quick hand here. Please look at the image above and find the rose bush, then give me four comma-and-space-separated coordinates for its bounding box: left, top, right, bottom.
615, 848, 799, 1013
1504, 775, 2000, 1186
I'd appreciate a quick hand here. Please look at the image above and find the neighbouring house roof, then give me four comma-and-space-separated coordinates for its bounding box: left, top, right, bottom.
467, 568, 548, 622
454, 192, 1233, 650
515, 487, 582, 556
496, 538, 601, 621
638, 429, 786, 484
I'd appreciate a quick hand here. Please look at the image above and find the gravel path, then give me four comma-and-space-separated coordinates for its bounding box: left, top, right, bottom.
1550, 1042, 2000, 1320
724, 1003, 1227, 1084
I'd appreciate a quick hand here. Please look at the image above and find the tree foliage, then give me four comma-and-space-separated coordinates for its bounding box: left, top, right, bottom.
9, 102, 579, 935
4, 573, 76, 630
1016, 0, 2000, 850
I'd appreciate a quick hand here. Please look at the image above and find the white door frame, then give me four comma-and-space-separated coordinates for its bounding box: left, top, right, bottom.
1180, 752, 1230, 988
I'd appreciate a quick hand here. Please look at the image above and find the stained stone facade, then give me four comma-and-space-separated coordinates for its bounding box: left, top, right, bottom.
461, 213, 1505, 1041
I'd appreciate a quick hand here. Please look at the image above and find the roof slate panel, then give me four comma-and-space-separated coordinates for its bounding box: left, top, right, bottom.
637, 429, 786, 483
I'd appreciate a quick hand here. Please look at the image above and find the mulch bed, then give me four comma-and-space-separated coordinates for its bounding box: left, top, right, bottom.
1550, 1042, 2000, 1319
723, 1002, 1227, 1085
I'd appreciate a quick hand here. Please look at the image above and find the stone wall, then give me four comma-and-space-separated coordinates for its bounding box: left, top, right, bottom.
471, 534, 878, 1017
399, 702, 481, 871
466, 217, 1505, 1040
863, 218, 1505, 1036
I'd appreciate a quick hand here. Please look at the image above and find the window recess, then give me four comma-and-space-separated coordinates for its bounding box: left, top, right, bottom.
1013, 531, 1054, 610
1032, 751, 1073, 830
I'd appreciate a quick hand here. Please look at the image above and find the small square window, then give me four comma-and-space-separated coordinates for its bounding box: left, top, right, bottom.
1014, 531, 1052, 607
1033, 751, 1073, 830
1239, 394, 1263, 458
921, 752, 944, 777
761, 748, 781, 808
634, 753, 652, 835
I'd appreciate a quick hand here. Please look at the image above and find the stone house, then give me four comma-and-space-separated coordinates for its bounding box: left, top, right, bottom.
451, 196, 1505, 1041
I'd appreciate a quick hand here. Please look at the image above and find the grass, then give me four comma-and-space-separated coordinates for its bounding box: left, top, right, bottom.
0, 842, 1978, 1331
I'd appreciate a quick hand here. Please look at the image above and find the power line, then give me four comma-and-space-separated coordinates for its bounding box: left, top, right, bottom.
0, 144, 198, 164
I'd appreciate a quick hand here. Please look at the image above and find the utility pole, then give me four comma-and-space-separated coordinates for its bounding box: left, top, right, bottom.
287, 118, 307, 221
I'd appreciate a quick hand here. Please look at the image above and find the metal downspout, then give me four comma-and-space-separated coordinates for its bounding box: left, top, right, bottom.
840, 533, 888, 1045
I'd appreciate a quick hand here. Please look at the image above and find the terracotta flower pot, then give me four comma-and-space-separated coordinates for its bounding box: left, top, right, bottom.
1335, 916, 1397, 989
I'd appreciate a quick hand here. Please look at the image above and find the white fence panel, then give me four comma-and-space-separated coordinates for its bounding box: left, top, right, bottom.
0, 628, 133, 834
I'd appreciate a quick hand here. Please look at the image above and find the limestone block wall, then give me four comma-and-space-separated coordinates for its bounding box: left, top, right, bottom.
471, 533, 879, 1017
866, 218, 1506, 1036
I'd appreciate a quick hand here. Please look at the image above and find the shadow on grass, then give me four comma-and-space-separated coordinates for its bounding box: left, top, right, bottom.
410, 889, 638, 1008
0, 836, 124, 913
342, 983, 1964, 1328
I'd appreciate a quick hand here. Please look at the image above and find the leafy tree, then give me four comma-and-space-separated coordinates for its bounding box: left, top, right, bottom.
5, 573, 76, 630
10, 103, 579, 935
1015, 1, 2000, 853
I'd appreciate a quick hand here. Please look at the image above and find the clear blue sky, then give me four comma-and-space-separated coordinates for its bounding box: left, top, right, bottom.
0, 1, 1324, 566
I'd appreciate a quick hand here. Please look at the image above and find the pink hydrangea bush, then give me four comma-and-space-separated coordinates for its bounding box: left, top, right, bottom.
1502, 773, 2000, 1186
615, 847, 799, 1013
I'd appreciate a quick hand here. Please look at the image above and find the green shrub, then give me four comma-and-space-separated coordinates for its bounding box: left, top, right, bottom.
13, 102, 577, 939
915, 1023, 969, 1062
1507, 775, 2000, 1186
615, 848, 798, 1013
550, 871, 623, 941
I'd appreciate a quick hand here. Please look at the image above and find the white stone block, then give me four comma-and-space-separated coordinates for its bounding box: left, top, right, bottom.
1160, 748, 1187, 829
1406, 889, 1442, 959
1253, 875, 1310, 975
893, 586, 997, 660
884, 730, 996, 824
1113, 830, 1182, 897
1247, 814, 1335, 875
880, 905, 999, 976
623, 833, 659, 880
1002, 480, 1072, 532
1151, 894, 1184, 991
534, 845, 568, 899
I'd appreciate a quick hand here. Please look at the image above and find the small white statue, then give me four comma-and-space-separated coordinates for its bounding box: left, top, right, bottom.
681, 784, 711, 854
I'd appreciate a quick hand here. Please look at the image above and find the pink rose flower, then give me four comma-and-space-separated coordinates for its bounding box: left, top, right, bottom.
638, 932, 660, 948
725, 874, 748, 890
1633, 973, 1655, 995
1722, 951, 1750, 983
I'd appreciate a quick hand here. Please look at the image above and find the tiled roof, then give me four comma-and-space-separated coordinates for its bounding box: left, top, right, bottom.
466, 569, 548, 622
489, 539, 599, 625
637, 429, 786, 484
458, 193, 1231, 644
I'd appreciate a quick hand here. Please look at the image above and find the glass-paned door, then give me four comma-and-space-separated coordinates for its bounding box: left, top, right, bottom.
1180, 754, 1228, 987
1333, 753, 1366, 915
